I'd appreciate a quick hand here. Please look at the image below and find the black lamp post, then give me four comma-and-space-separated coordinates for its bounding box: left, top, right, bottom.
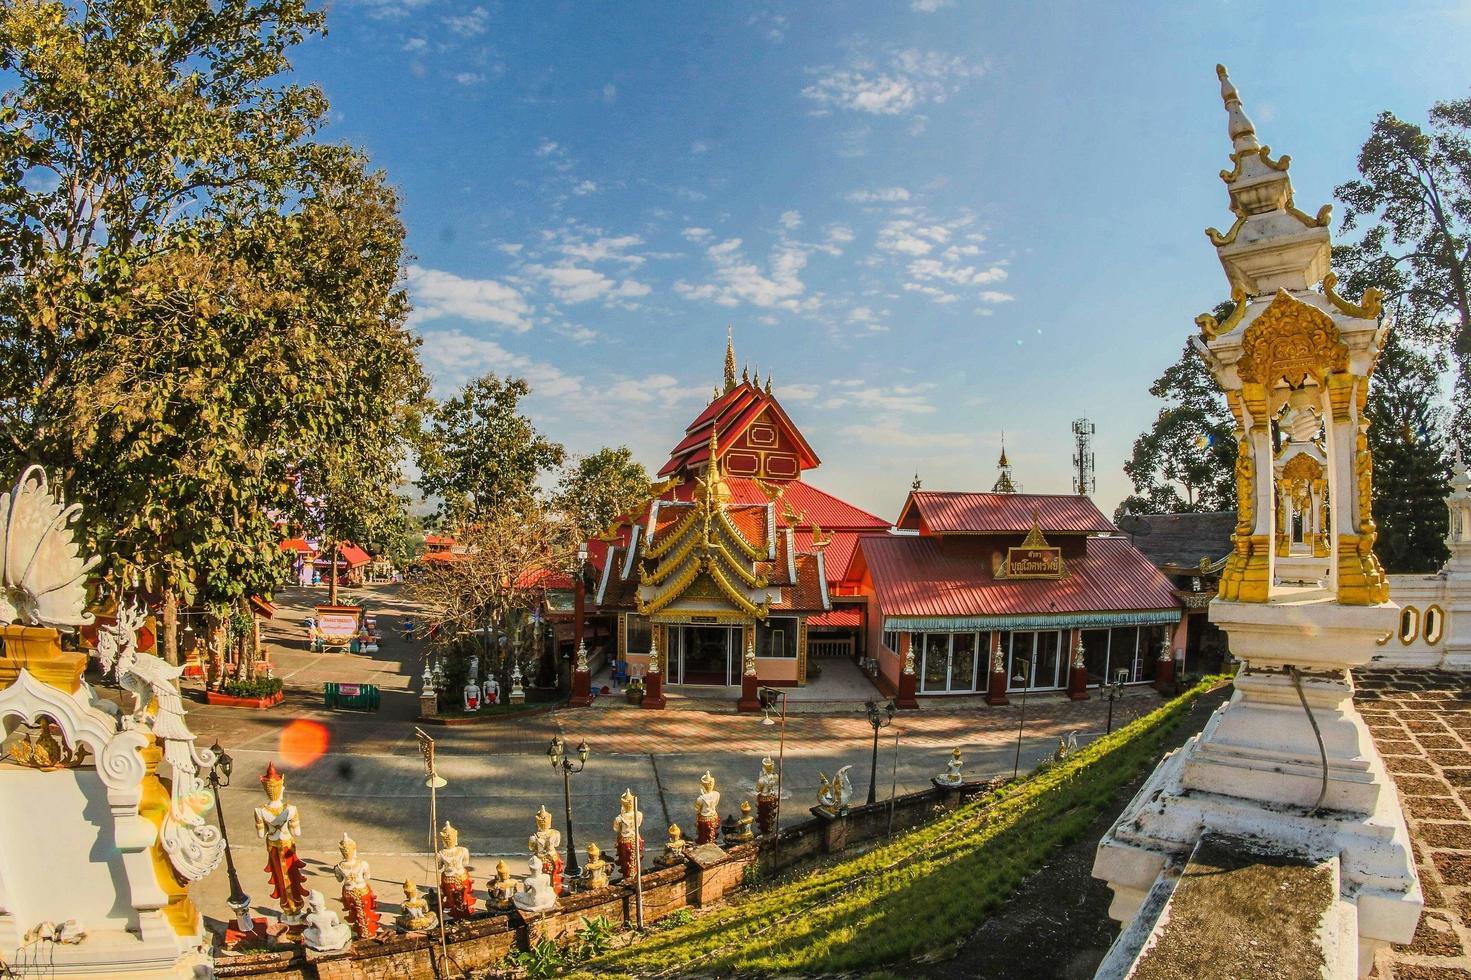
1104, 666, 1130, 735
206, 740, 252, 932
1011, 657, 1032, 780
864, 698, 897, 806
548, 735, 590, 875
758, 686, 788, 834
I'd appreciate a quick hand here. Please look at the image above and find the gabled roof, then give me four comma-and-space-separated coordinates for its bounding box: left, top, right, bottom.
338, 543, 372, 566
853, 534, 1179, 620
897, 491, 1115, 535
1115, 511, 1236, 570
280, 537, 315, 554
658, 382, 821, 478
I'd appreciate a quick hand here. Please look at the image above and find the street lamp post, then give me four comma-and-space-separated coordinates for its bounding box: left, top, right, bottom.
1011, 657, 1032, 780
206, 740, 253, 935
864, 698, 897, 806
548, 736, 590, 876
1105, 666, 1130, 735
758, 686, 788, 834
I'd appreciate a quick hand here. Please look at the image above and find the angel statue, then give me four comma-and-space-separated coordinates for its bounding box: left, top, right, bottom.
96, 602, 226, 882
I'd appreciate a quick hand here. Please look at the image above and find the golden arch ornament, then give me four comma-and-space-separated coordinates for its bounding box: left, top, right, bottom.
1238, 290, 1348, 387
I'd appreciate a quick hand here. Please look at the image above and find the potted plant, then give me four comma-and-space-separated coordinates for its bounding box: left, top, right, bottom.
625, 677, 645, 705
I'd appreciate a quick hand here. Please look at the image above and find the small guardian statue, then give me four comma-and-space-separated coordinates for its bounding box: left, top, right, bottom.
725, 800, 756, 843
437, 821, 476, 920
300, 890, 352, 952
611, 788, 644, 879
512, 855, 558, 914
528, 805, 565, 893
254, 762, 309, 922
935, 747, 965, 787
654, 823, 689, 868
694, 771, 721, 845
463, 654, 482, 711
488, 860, 518, 910
395, 879, 437, 933
755, 757, 781, 835
581, 842, 612, 890
332, 833, 380, 940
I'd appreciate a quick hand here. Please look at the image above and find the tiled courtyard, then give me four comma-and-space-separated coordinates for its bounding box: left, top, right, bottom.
1358, 669, 1471, 980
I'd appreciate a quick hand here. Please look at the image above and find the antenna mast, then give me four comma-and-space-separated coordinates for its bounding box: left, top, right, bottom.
1071, 417, 1096, 495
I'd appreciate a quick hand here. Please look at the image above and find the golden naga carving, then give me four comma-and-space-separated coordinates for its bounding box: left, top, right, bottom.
1205, 205, 1248, 247
1238, 290, 1349, 386
1219, 144, 1291, 184
1285, 195, 1333, 230
1196, 284, 1250, 340
1321, 272, 1384, 321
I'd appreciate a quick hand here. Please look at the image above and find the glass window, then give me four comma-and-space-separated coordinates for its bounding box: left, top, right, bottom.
626, 614, 652, 655
950, 632, 978, 692
1108, 626, 1140, 683
759, 616, 799, 657
1006, 631, 1032, 691
1081, 629, 1111, 685
921, 633, 950, 693
1034, 630, 1061, 688
882, 629, 900, 653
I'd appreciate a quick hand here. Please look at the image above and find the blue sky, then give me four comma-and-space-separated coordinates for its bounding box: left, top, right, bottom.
297, 0, 1470, 519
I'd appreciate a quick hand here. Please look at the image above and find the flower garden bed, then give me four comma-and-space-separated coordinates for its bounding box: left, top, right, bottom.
204, 689, 283, 709
580, 675, 1230, 977
205, 677, 285, 709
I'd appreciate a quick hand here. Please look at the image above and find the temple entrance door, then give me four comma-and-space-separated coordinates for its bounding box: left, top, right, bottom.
678, 626, 734, 685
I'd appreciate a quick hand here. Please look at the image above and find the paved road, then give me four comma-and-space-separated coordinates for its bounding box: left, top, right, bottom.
184, 583, 1167, 931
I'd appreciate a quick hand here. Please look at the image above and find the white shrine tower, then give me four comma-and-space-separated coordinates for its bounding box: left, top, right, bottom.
0, 467, 221, 977
1092, 67, 1421, 977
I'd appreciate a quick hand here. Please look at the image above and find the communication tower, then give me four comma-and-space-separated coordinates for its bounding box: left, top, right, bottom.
1072, 418, 1096, 496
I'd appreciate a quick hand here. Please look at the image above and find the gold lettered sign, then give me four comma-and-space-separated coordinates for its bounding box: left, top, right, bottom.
993, 513, 1069, 581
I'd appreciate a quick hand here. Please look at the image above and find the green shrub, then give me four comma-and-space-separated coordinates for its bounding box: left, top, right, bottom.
219, 677, 283, 698
506, 938, 565, 978
586, 676, 1227, 976
573, 915, 616, 960
656, 908, 695, 930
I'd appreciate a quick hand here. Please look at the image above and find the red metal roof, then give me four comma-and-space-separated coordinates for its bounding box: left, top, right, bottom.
248, 595, 277, 618
338, 543, 372, 566
819, 531, 862, 585
659, 383, 820, 478
897, 491, 1116, 535
856, 535, 1178, 619
280, 537, 315, 554
808, 606, 862, 628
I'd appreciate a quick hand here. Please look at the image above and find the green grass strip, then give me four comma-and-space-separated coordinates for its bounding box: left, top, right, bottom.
581, 677, 1226, 978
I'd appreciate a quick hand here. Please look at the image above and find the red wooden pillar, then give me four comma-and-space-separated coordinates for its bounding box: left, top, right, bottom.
985, 630, 1009, 706
738, 626, 761, 712
1153, 626, 1178, 693
896, 633, 918, 709
1066, 627, 1090, 701
642, 629, 667, 709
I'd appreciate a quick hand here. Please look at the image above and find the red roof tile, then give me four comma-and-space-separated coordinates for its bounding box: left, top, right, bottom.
808, 607, 862, 628
897, 491, 1115, 535
857, 535, 1178, 619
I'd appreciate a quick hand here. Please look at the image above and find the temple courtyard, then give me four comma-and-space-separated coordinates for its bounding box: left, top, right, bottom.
182, 582, 1168, 932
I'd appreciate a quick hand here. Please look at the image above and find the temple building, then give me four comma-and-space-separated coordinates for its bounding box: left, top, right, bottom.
843, 488, 1184, 701
588, 335, 888, 703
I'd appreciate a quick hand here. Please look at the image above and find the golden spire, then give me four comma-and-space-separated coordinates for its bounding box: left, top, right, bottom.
993, 433, 1018, 494
997, 432, 1010, 468
764, 374, 773, 395
724, 327, 737, 393
742, 362, 750, 385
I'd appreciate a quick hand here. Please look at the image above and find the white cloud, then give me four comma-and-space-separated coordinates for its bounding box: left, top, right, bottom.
838, 421, 971, 449
352, 0, 434, 21
602, 83, 618, 104
415, 329, 578, 398
498, 243, 524, 256
803, 47, 982, 116
825, 383, 937, 415
560, 233, 645, 265
903, 282, 959, 303
877, 218, 954, 256
690, 140, 711, 155
406, 265, 532, 332
777, 383, 820, 402
675, 236, 819, 312
604, 374, 706, 411
779, 210, 802, 231
555, 324, 599, 345
443, 6, 489, 36
524, 263, 650, 306
911, 0, 953, 10
846, 306, 889, 333
454, 72, 485, 86
977, 290, 1015, 304
402, 37, 428, 52
846, 186, 911, 203
572, 180, 599, 195
682, 227, 713, 243
907, 257, 1007, 286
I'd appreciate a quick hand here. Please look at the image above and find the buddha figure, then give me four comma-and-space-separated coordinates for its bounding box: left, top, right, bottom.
653, 823, 689, 868
301, 890, 352, 952
436, 821, 476, 919
755, 757, 781, 835
527, 805, 564, 893
610, 788, 644, 879
581, 842, 612, 890
396, 879, 437, 933
725, 800, 756, 844
694, 771, 721, 845
512, 855, 558, 914
936, 747, 964, 786
253, 762, 308, 922
332, 833, 380, 940
487, 860, 518, 911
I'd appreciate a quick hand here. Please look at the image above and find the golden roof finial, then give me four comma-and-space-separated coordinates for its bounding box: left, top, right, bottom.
742, 362, 750, 385
764, 374, 773, 395
724, 327, 737, 393
998, 432, 1009, 468
1216, 64, 1260, 153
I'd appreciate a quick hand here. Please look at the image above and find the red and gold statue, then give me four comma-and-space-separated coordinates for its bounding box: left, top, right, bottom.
527, 805, 565, 893
333, 833, 380, 940
694, 771, 721, 845
254, 762, 309, 922
610, 789, 644, 879
755, 757, 780, 835
436, 821, 476, 919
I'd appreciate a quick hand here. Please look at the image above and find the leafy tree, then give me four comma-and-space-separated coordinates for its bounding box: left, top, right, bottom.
555, 446, 651, 540
0, 0, 422, 660
1336, 99, 1471, 455
1118, 338, 1237, 517
1366, 331, 1452, 572
417, 374, 565, 526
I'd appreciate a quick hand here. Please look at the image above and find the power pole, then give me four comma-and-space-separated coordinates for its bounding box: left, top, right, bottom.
1072, 418, 1096, 496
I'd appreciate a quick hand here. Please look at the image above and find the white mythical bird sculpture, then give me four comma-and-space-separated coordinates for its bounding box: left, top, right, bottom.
816, 764, 854, 812
96, 603, 226, 881
0, 465, 100, 628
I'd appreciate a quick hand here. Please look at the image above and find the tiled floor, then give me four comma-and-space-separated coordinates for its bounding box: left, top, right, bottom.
1357, 669, 1471, 980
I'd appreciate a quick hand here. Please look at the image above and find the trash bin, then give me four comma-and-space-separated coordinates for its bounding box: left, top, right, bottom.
324, 682, 380, 711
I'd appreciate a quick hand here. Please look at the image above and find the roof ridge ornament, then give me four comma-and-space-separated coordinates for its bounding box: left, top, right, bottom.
1216, 64, 1260, 154
724, 327, 737, 393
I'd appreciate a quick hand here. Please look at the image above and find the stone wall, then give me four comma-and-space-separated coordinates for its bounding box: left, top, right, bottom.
214, 779, 985, 979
